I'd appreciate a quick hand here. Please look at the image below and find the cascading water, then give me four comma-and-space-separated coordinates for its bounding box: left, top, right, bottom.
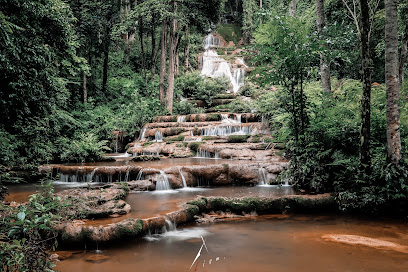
155, 171, 172, 191
201, 125, 253, 136
235, 114, 242, 123
154, 131, 163, 142
59, 167, 99, 183
178, 167, 188, 188
196, 148, 220, 159
136, 170, 144, 181
201, 33, 245, 93
258, 167, 269, 185
139, 128, 146, 141
177, 116, 186, 123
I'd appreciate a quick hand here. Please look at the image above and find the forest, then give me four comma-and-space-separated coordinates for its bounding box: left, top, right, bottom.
1, 0, 408, 271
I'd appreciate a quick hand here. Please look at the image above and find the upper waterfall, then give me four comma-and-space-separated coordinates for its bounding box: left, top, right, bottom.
201, 33, 245, 93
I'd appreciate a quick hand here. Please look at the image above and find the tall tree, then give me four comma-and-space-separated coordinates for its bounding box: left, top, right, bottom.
400, 15, 408, 83
358, 0, 372, 172
166, 0, 178, 113
159, 19, 168, 103
385, 0, 401, 164
316, 0, 331, 93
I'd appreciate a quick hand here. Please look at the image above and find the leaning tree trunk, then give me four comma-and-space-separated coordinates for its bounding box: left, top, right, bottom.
316, 0, 332, 93
399, 17, 408, 84
289, 0, 296, 17
159, 19, 168, 103
385, 0, 401, 164
359, 0, 372, 173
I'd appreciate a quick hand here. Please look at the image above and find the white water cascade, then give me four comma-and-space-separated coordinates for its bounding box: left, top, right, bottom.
178, 167, 188, 188
155, 171, 172, 191
136, 170, 144, 181
177, 116, 186, 123
258, 167, 269, 185
154, 131, 163, 142
196, 148, 220, 159
201, 34, 245, 93
139, 128, 146, 141
200, 125, 253, 136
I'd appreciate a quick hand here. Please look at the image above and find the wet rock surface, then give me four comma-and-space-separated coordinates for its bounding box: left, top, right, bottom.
57, 184, 130, 219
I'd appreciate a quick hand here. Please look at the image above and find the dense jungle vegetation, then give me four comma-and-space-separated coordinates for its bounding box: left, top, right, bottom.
0, 0, 408, 269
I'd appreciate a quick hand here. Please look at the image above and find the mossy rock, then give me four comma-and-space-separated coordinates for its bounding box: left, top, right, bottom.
188, 142, 204, 153
131, 155, 161, 161
164, 135, 185, 142
170, 128, 185, 135
207, 114, 220, 121
143, 142, 154, 147
228, 135, 250, 143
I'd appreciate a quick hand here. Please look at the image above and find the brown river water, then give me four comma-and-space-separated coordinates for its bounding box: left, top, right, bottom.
5, 159, 408, 272
55, 215, 408, 272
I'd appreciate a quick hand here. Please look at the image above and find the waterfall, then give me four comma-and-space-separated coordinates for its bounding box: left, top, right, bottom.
200, 125, 253, 136
196, 148, 219, 159
114, 137, 118, 153
177, 116, 186, 123
235, 114, 242, 123
155, 131, 163, 142
139, 128, 146, 141
178, 167, 187, 188
156, 171, 172, 191
124, 169, 130, 182
232, 69, 245, 93
204, 34, 221, 49
136, 170, 143, 181
258, 168, 269, 185
59, 168, 99, 183
221, 114, 229, 120
164, 218, 176, 232
201, 33, 244, 93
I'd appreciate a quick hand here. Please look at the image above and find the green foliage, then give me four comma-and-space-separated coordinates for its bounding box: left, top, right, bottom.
60, 133, 110, 163
188, 142, 204, 153
226, 97, 254, 113
0, 181, 69, 271
175, 72, 229, 107
216, 24, 243, 45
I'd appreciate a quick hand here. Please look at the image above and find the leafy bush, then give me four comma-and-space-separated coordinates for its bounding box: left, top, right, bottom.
227, 97, 254, 113
175, 72, 229, 107
60, 133, 110, 163
0, 182, 68, 271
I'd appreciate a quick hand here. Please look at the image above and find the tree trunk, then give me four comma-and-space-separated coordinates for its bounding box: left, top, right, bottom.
166, 1, 178, 113
83, 71, 87, 104
151, 17, 156, 81
139, 17, 147, 84
102, 49, 109, 93
289, 0, 296, 17
159, 19, 168, 103
260, 0, 263, 24
385, 0, 401, 164
316, 0, 331, 93
359, 0, 372, 172
399, 18, 408, 83
184, 25, 190, 70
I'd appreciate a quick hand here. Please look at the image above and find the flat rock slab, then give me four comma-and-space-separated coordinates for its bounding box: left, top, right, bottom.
85, 254, 110, 263
322, 234, 408, 253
